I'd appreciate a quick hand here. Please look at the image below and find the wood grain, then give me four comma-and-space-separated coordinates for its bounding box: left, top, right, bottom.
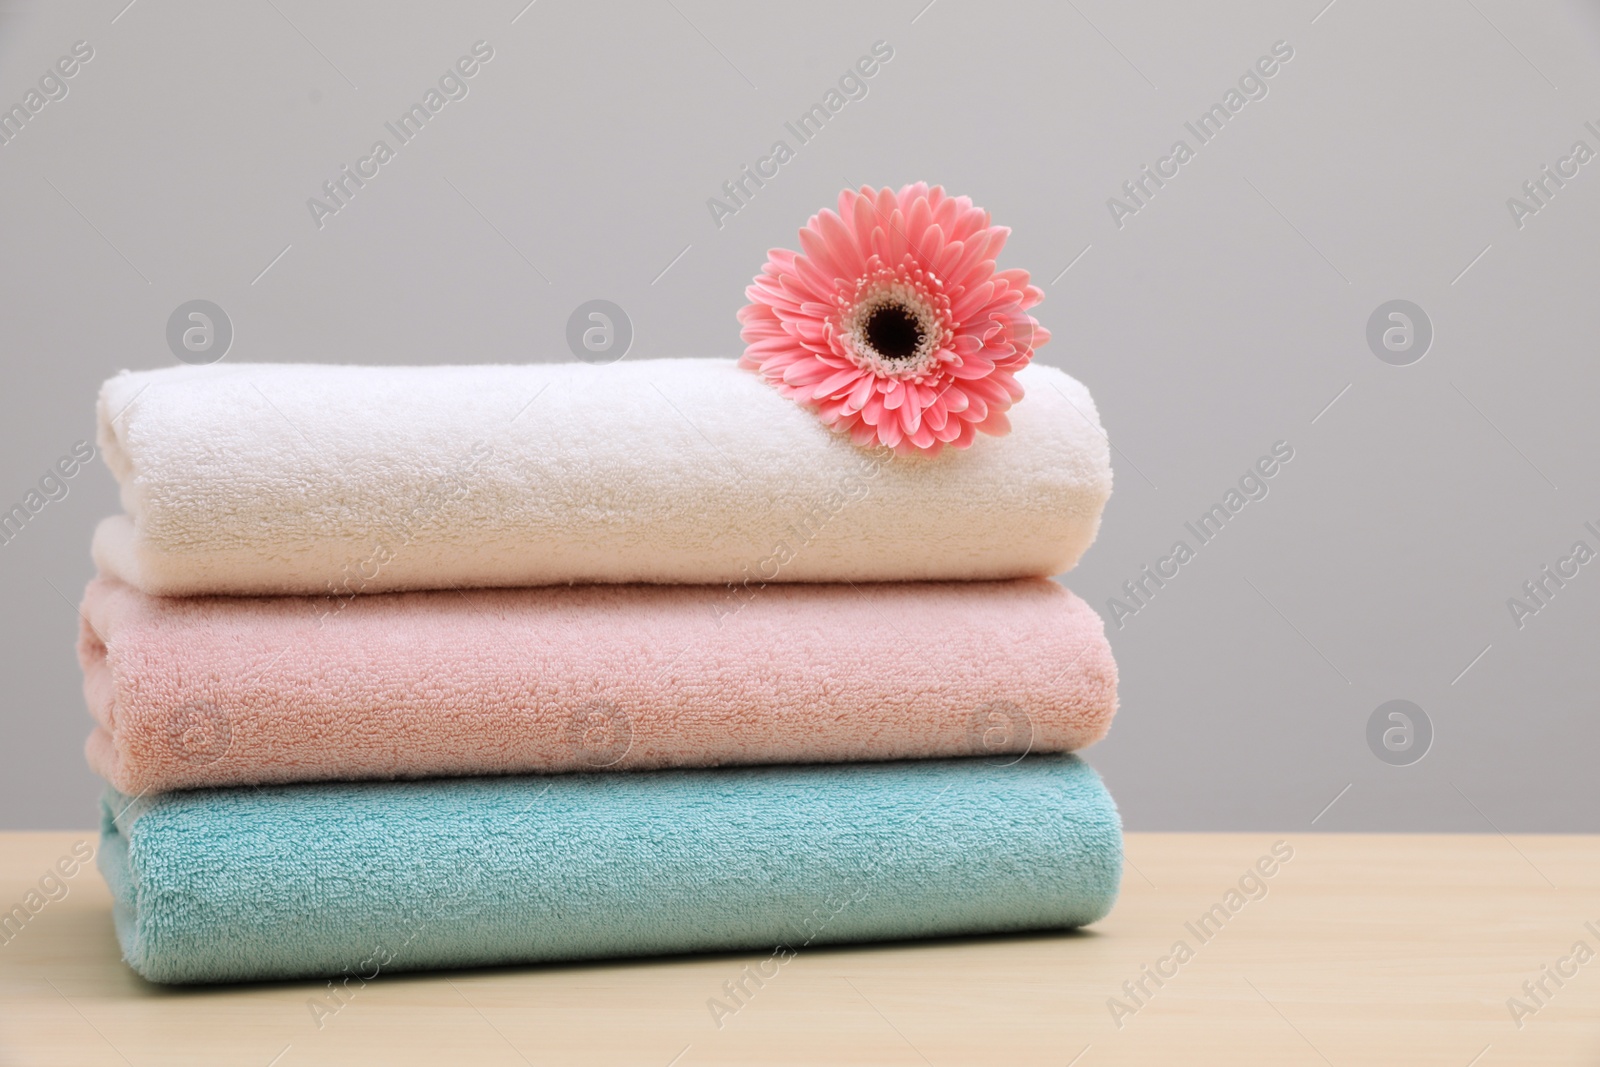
0, 831, 1596, 1065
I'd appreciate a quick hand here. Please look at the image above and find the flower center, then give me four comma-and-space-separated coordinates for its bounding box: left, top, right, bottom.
837, 268, 952, 380
862, 303, 924, 363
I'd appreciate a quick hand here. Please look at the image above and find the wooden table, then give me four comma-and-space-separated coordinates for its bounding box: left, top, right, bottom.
1, 831, 1596, 1065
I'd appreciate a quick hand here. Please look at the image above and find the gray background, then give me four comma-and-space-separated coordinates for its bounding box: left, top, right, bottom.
3, 0, 1598, 831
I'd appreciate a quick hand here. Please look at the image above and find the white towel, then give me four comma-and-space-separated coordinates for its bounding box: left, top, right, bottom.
94, 358, 1112, 596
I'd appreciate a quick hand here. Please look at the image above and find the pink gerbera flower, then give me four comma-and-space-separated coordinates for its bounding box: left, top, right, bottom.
738, 183, 1049, 456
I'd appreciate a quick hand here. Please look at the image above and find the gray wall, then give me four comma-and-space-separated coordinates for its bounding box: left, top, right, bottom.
3, 0, 1597, 831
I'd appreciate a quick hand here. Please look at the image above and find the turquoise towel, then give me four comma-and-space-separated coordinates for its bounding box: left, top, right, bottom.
99, 754, 1121, 984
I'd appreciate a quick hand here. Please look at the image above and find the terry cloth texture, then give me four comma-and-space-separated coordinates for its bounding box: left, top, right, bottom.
92, 358, 1112, 595
78, 575, 1116, 793
99, 754, 1122, 984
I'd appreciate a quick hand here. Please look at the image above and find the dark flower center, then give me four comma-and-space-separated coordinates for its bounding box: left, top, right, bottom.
863, 303, 924, 362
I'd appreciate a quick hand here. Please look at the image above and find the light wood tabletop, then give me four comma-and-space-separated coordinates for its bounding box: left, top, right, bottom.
0, 831, 1596, 1065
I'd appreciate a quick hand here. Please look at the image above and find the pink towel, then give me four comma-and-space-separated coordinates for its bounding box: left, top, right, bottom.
79, 576, 1117, 794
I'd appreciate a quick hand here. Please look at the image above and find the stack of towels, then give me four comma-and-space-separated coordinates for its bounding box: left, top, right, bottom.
79, 357, 1120, 984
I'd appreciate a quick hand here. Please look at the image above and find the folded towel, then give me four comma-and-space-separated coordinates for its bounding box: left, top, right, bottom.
93, 359, 1111, 596
80, 574, 1116, 793
99, 754, 1121, 983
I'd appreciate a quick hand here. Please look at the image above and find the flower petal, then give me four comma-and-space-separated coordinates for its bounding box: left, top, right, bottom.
812, 367, 864, 400
978, 408, 1012, 436
846, 374, 875, 413
899, 396, 922, 434
816, 208, 865, 280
